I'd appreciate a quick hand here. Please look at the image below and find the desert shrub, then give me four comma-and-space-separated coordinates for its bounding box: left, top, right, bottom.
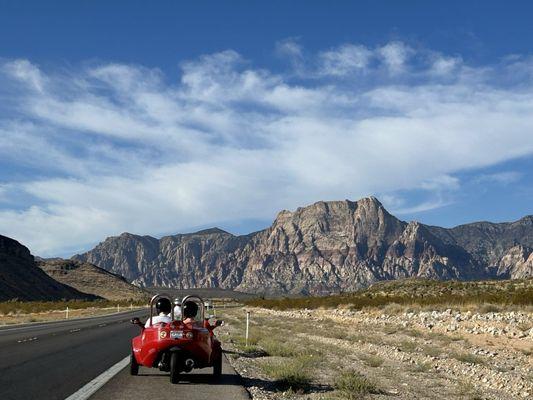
333, 370, 378, 399
260, 356, 313, 392
399, 340, 417, 352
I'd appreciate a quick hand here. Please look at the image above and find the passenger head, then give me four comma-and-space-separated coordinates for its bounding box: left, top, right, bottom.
182, 301, 199, 319
155, 297, 172, 315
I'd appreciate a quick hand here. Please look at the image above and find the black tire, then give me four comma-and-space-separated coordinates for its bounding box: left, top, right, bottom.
130, 352, 139, 376
170, 352, 180, 384
213, 352, 222, 378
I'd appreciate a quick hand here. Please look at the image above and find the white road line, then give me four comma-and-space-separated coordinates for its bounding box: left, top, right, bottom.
64, 355, 129, 400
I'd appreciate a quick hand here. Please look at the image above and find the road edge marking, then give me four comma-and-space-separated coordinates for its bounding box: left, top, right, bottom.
64, 355, 130, 400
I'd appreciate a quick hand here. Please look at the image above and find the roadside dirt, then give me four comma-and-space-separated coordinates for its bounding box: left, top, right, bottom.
218, 306, 532, 400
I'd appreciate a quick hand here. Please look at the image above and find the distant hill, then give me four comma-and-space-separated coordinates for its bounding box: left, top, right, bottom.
73, 197, 533, 295
38, 259, 149, 301
0, 235, 98, 301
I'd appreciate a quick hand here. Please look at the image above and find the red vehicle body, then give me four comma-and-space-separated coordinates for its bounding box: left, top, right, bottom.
130, 294, 223, 383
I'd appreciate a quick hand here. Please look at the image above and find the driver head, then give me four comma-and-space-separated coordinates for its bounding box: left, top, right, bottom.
182, 301, 199, 319
155, 297, 172, 315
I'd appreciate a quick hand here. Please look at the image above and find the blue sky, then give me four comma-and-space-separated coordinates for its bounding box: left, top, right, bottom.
1, 1, 533, 256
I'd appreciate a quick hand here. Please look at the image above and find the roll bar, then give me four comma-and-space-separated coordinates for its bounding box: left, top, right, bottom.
149, 293, 172, 326
181, 295, 205, 321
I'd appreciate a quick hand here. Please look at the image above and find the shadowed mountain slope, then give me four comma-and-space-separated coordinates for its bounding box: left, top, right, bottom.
0, 235, 98, 301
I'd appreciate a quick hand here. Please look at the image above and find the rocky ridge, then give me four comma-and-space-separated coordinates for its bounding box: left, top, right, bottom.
73, 197, 533, 294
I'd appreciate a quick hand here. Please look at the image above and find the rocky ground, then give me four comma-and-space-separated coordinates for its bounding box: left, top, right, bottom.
217, 306, 532, 400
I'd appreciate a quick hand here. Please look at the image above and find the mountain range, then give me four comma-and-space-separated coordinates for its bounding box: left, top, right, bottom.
72, 197, 533, 295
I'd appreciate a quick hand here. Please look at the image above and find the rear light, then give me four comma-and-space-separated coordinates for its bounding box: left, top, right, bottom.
185, 331, 194, 339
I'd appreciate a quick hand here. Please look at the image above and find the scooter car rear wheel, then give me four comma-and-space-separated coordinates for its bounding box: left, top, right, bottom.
170, 352, 181, 384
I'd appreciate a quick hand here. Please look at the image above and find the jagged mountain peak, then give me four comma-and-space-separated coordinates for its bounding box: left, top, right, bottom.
274, 197, 390, 226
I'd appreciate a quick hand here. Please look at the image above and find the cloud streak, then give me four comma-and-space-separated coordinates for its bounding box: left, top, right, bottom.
1, 41, 533, 256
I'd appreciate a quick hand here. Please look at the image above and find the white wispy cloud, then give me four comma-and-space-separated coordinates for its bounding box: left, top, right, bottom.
474, 171, 523, 185
1, 41, 533, 256
318, 44, 372, 76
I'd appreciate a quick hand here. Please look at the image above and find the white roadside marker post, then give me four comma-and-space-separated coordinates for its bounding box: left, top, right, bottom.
66, 306, 69, 319
117, 304, 120, 313
130, 303, 133, 311
245, 311, 250, 347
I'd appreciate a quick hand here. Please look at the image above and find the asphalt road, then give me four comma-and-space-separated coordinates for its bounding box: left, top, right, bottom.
0, 310, 147, 400
90, 355, 250, 400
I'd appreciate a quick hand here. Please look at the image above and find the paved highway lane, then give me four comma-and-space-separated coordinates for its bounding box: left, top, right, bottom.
0, 310, 148, 400
90, 354, 250, 400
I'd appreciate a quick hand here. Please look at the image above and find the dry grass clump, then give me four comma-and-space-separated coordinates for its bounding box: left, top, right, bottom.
259, 337, 298, 357
477, 303, 502, 313
231, 335, 266, 355
399, 340, 418, 352
246, 278, 533, 311
260, 356, 313, 392
333, 370, 379, 399
422, 345, 442, 358
409, 361, 433, 373
451, 352, 485, 365
358, 353, 384, 367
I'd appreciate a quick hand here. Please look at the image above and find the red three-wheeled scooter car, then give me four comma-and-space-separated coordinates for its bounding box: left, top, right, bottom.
130, 294, 224, 384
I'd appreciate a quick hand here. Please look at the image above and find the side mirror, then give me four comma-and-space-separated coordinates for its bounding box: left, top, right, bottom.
131, 317, 142, 326
215, 320, 224, 327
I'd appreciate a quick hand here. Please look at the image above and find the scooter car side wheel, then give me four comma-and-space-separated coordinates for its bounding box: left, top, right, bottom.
213, 352, 222, 377
130, 351, 139, 376
170, 352, 181, 384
